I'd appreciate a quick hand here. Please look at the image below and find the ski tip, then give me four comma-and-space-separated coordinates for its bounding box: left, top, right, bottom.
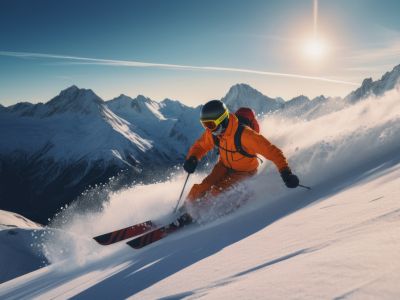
92, 221, 155, 246
93, 236, 113, 245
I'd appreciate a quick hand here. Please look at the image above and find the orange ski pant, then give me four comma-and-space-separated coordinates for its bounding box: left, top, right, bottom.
186, 161, 256, 203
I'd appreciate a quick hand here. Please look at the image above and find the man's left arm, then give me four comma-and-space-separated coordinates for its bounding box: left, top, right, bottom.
243, 130, 288, 171
243, 129, 299, 188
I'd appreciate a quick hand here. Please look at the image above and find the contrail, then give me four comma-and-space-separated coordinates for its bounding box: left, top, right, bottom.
0, 50, 359, 86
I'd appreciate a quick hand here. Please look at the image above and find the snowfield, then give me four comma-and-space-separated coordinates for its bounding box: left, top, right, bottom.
0, 84, 399, 299
0, 211, 46, 283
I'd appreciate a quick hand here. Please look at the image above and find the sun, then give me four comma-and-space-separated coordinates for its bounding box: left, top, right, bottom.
303, 38, 327, 60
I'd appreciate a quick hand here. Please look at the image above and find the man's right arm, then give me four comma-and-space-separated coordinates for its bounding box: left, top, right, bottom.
187, 130, 215, 160
183, 130, 215, 174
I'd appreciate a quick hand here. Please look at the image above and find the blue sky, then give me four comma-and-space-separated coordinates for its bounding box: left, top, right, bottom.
0, 0, 399, 106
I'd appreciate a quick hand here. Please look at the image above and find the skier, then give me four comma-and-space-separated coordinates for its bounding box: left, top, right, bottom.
95, 101, 300, 247
183, 100, 299, 205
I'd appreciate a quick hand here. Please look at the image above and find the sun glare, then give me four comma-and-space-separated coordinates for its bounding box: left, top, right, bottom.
301, 0, 329, 62
303, 39, 327, 60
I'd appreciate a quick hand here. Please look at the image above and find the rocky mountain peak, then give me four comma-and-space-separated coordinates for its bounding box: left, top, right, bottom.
134, 95, 153, 104
312, 95, 327, 102
345, 63, 400, 102
285, 95, 310, 108
222, 83, 282, 114
45, 86, 104, 116
58, 85, 79, 97
225, 83, 262, 99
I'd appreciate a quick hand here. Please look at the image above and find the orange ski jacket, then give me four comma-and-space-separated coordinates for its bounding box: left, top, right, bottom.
187, 113, 289, 172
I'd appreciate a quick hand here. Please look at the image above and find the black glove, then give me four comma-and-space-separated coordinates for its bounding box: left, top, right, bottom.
280, 167, 299, 188
183, 156, 198, 174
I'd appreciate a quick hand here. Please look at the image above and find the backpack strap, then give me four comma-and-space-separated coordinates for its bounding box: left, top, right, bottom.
234, 125, 257, 158
212, 126, 258, 159
212, 135, 220, 148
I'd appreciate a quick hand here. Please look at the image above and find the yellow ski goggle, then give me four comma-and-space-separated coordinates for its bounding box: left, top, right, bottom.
200, 109, 229, 131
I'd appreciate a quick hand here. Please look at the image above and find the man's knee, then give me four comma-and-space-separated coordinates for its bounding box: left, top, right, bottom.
209, 184, 224, 196
187, 183, 208, 202
209, 171, 252, 196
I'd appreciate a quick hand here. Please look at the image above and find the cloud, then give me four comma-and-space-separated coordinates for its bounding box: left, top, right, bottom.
341, 27, 400, 68
0, 50, 359, 86
344, 41, 400, 63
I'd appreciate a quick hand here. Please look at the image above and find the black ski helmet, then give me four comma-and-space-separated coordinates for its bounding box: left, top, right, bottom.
200, 100, 229, 132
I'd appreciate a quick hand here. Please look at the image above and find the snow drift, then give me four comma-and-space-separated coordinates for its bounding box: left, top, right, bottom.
0, 211, 47, 283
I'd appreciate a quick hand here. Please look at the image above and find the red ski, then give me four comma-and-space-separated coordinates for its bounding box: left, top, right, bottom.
93, 220, 156, 245
126, 213, 193, 249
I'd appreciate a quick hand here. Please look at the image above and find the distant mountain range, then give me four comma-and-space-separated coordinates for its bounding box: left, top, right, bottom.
0, 63, 399, 224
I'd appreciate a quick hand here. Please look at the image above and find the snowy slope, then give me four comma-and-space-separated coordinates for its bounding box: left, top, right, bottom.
0, 210, 41, 231
0, 210, 46, 284
2, 167, 399, 299
132, 165, 400, 300
0, 83, 399, 299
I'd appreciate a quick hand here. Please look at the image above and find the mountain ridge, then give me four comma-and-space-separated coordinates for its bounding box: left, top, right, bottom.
345, 64, 400, 102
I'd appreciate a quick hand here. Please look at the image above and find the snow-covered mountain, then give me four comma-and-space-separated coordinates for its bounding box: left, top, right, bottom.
0, 86, 201, 224
107, 94, 166, 129
159, 98, 189, 118
345, 64, 400, 102
280, 95, 311, 117
264, 63, 400, 119
221, 83, 283, 115
106, 94, 202, 156
277, 94, 348, 120
6, 85, 104, 118
286, 95, 310, 107
45, 85, 104, 116
1, 77, 399, 297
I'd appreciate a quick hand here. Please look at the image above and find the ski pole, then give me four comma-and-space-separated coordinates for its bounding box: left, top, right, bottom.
173, 173, 191, 213
299, 184, 312, 190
